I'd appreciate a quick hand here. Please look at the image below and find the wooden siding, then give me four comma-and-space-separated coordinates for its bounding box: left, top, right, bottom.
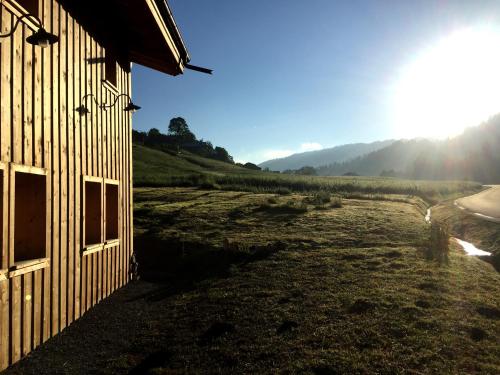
0, 0, 133, 370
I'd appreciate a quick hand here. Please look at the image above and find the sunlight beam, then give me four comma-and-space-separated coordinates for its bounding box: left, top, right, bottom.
393, 27, 500, 139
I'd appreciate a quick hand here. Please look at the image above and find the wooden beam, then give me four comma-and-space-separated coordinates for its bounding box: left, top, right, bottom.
9, 259, 49, 278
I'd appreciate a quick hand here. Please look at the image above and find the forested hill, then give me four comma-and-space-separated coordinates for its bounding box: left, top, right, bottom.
317, 114, 500, 183
259, 140, 394, 171
133, 117, 235, 164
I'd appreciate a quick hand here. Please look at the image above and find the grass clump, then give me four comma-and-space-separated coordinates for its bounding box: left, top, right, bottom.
256, 196, 309, 214
267, 196, 278, 204
308, 191, 331, 205
285, 199, 309, 213
426, 222, 450, 264
330, 196, 343, 208
305, 191, 344, 210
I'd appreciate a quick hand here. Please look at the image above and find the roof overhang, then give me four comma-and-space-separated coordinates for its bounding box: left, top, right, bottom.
126, 0, 190, 75
60, 0, 190, 76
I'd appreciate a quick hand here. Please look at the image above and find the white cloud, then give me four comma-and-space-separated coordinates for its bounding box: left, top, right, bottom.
233, 149, 293, 164
262, 149, 294, 160
234, 142, 323, 164
299, 142, 323, 152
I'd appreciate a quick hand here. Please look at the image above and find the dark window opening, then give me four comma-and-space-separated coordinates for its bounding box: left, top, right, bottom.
105, 183, 118, 240
105, 51, 117, 87
14, 172, 46, 263
84, 180, 102, 247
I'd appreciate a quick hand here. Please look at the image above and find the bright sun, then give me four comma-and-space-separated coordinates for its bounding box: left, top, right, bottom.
393, 27, 500, 139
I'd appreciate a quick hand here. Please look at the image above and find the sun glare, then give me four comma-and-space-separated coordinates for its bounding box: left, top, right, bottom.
393, 27, 500, 139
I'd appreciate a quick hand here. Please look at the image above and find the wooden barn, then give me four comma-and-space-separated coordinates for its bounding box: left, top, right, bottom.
0, 0, 190, 369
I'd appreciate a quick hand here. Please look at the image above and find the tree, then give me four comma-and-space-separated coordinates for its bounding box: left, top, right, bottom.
168, 117, 196, 143
243, 162, 261, 171
130, 117, 236, 165
380, 170, 396, 177
146, 128, 164, 147
132, 129, 146, 144
296, 166, 316, 175
214, 146, 234, 163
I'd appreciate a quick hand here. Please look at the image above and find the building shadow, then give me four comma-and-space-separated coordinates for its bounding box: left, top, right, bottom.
130, 233, 285, 302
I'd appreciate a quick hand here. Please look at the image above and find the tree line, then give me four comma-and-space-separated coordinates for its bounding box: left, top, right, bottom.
132, 117, 234, 164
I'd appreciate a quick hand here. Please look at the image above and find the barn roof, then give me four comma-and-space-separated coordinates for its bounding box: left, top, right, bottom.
61, 0, 190, 76
123, 0, 190, 75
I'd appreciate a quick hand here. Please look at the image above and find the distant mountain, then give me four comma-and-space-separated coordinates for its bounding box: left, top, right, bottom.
316, 139, 434, 176
259, 140, 395, 171
317, 114, 500, 183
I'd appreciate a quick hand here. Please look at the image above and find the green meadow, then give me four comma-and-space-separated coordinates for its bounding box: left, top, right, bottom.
129, 188, 500, 373
8, 148, 498, 374
128, 149, 498, 373
133, 144, 481, 204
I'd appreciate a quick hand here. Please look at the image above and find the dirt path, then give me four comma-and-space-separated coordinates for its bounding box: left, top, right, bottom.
455, 185, 500, 221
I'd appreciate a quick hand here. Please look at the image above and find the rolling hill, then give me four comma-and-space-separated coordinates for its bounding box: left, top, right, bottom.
317, 114, 500, 183
259, 114, 500, 183
133, 143, 481, 203
259, 140, 395, 171
133, 144, 256, 186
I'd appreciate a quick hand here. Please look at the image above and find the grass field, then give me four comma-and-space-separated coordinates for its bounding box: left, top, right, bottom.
6, 147, 497, 374
9, 187, 499, 374
133, 144, 482, 204
130, 188, 500, 373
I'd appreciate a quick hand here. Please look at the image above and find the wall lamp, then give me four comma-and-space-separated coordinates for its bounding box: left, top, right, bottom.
75, 94, 99, 116
0, 13, 58, 47
101, 94, 141, 113
76, 93, 141, 116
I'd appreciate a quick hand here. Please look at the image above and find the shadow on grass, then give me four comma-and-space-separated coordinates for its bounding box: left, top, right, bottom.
253, 202, 308, 215
128, 350, 173, 375
131, 233, 284, 302
481, 253, 500, 272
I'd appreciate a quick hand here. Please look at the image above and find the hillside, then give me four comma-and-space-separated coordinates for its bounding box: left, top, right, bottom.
317, 115, 500, 183
259, 140, 394, 171
133, 144, 481, 203
133, 144, 255, 186
317, 139, 436, 177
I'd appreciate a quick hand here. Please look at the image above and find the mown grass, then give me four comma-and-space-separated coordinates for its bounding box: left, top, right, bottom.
130, 189, 500, 373
133, 144, 482, 204
7, 187, 500, 374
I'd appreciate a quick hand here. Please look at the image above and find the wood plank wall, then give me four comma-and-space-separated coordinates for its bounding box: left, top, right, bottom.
0, 0, 133, 369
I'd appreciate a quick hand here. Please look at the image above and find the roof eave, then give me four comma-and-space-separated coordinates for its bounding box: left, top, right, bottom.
136, 0, 189, 75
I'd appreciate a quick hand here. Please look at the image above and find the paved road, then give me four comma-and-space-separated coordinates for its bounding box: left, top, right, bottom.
455, 185, 500, 221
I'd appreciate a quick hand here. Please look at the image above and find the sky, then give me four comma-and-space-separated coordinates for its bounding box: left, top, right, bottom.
132, 0, 500, 163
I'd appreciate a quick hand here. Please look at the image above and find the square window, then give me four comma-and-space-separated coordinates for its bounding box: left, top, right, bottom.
12, 167, 47, 263
105, 181, 119, 241
83, 178, 102, 248
105, 51, 117, 87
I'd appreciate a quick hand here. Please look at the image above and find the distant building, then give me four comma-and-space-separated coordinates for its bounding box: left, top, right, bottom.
0, 0, 189, 369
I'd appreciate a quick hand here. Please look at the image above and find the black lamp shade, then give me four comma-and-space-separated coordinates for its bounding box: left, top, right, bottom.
26, 28, 59, 47
75, 105, 90, 116
124, 102, 141, 112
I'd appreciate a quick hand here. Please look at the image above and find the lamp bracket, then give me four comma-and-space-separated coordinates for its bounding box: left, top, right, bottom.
0, 13, 42, 39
